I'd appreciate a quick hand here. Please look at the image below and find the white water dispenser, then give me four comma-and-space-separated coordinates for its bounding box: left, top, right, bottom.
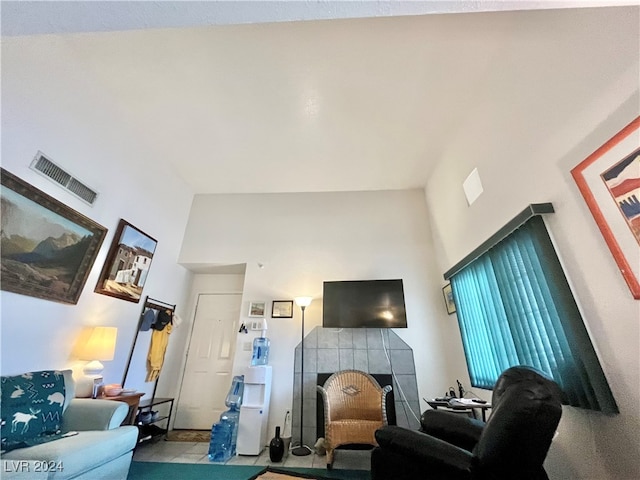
236, 365, 272, 455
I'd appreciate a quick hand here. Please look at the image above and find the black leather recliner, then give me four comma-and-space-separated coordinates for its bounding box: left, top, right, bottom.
371, 366, 563, 480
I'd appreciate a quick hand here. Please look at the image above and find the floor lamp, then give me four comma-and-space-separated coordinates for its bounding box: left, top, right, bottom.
292, 296, 313, 456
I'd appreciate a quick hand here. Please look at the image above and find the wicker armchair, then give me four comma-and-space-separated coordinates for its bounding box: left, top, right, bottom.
317, 370, 392, 469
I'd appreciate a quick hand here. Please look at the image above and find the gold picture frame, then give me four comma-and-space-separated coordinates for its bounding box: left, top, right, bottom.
1, 168, 107, 304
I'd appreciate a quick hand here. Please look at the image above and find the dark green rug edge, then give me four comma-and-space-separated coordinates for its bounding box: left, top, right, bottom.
128, 461, 266, 480
128, 461, 370, 480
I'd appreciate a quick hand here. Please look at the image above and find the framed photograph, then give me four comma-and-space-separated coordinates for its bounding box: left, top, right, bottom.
94, 219, 157, 303
571, 117, 640, 299
0, 168, 107, 304
249, 301, 266, 317
442, 283, 456, 315
272, 300, 294, 318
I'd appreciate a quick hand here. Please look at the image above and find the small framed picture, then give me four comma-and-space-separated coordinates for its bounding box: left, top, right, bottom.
271, 300, 294, 318
249, 301, 266, 317
442, 283, 456, 315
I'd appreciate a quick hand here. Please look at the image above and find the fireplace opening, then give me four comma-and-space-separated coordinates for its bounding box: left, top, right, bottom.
316, 373, 396, 441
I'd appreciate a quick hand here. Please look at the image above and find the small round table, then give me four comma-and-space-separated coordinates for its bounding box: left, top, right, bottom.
426, 398, 492, 421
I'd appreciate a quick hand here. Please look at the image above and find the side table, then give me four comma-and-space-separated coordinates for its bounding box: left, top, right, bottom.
426, 398, 492, 421
101, 392, 145, 426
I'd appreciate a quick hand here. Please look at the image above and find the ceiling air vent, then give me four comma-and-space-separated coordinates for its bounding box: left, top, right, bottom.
30, 152, 99, 206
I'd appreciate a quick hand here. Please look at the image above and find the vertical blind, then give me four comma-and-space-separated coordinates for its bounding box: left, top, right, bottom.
450, 215, 618, 414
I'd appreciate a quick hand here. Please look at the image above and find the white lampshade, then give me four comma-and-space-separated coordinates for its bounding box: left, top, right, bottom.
295, 297, 313, 308
78, 326, 117, 376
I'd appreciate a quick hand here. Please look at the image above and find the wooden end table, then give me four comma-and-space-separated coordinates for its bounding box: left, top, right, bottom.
101, 392, 145, 425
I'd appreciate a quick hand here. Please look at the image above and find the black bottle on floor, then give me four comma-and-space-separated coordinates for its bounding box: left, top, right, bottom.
269, 426, 285, 462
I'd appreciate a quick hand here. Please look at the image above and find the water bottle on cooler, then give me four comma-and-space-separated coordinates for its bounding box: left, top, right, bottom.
251, 336, 270, 365
251, 319, 270, 366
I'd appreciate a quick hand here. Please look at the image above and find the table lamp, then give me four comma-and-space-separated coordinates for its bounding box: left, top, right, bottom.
77, 326, 118, 397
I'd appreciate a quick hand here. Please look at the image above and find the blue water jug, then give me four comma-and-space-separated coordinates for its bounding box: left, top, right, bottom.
251, 336, 270, 366
226, 375, 244, 409
226, 407, 240, 456
208, 417, 232, 462
225, 375, 243, 456
208, 375, 245, 462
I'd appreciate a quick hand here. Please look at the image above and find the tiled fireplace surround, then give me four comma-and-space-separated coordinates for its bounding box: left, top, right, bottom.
292, 327, 421, 447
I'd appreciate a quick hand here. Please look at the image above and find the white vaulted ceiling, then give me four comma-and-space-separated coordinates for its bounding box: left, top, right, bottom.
2, 1, 638, 194
6, 1, 630, 37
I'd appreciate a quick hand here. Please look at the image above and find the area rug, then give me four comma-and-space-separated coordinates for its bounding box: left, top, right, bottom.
250, 467, 370, 480
165, 429, 210, 442
127, 462, 370, 480
127, 462, 263, 480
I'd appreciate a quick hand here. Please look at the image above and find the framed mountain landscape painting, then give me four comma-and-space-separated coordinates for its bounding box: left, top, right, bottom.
0, 168, 107, 304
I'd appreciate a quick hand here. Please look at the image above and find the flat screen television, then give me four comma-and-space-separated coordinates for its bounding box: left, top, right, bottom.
322, 279, 407, 328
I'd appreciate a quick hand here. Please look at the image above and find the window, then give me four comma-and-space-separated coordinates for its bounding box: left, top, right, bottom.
450, 215, 617, 414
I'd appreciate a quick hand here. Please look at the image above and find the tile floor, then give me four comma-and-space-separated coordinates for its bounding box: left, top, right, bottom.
133, 439, 372, 471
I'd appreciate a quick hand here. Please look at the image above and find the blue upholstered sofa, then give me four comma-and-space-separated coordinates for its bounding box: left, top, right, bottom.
1, 370, 138, 480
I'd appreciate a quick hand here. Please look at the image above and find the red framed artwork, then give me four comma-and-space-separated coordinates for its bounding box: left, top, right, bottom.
571, 117, 640, 299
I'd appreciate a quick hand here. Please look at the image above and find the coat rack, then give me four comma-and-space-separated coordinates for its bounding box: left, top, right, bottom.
122, 296, 176, 400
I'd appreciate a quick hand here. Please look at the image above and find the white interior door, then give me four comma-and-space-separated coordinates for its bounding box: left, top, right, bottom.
173, 293, 241, 429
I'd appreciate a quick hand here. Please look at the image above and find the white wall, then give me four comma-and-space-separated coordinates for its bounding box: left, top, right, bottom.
3, 8, 638, 478
1, 34, 195, 400
423, 70, 640, 480
179, 189, 456, 441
